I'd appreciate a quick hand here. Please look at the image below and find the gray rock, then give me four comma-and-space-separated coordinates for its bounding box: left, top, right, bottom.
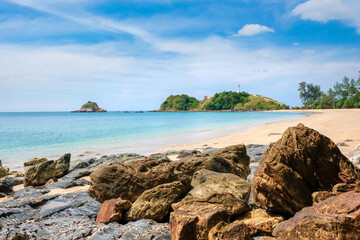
13, 187, 49, 200
348, 144, 360, 164
246, 144, 268, 163
202, 147, 219, 154
89, 219, 171, 240
0, 177, 23, 196
45, 178, 89, 190
336, 142, 348, 146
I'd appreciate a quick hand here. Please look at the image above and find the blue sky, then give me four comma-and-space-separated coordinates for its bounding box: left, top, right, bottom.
0, 0, 360, 111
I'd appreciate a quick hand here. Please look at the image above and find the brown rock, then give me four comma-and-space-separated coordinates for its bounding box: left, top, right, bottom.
88, 144, 250, 203
273, 191, 360, 239
125, 181, 185, 221
251, 124, 360, 215
44, 179, 58, 188
24, 158, 48, 168
96, 198, 131, 223
0, 167, 8, 179
24, 154, 71, 187
172, 193, 250, 218
170, 204, 230, 240
332, 182, 360, 192
209, 209, 284, 240
312, 191, 340, 204
189, 169, 251, 202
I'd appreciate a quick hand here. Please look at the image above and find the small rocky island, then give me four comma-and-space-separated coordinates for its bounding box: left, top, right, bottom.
72, 101, 107, 112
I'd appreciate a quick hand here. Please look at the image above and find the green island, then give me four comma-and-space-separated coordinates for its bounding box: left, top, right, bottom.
72, 101, 107, 112
160, 91, 289, 111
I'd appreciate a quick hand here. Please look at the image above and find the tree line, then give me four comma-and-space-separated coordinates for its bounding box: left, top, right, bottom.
298, 76, 360, 109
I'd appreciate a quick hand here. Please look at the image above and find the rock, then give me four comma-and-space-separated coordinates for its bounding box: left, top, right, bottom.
96, 198, 131, 223
170, 204, 229, 240
201, 148, 219, 154
24, 154, 71, 187
0, 167, 9, 179
126, 181, 185, 221
336, 142, 348, 147
348, 144, 360, 164
332, 182, 360, 192
44, 179, 57, 188
178, 150, 201, 159
45, 178, 89, 190
246, 144, 269, 163
208, 209, 284, 240
312, 191, 339, 204
273, 191, 360, 239
88, 144, 250, 203
89, 219, 171, 240
0, 177, 23, 196
251, 124, 360, 215
23, 158, 48, 168
189, 169, 251, 202
13, 186, 50, 200
172, 193, 250, 218
72, 101, 107, 112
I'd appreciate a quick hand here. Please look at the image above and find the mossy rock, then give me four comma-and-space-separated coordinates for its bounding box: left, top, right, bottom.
24, 158, 48, 167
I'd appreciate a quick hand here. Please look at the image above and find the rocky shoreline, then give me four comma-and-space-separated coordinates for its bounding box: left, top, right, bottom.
1, 124, 360, 239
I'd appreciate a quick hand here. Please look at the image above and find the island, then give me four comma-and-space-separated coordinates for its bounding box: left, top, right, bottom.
159, 91, 289, 111
72, 101, 107, 112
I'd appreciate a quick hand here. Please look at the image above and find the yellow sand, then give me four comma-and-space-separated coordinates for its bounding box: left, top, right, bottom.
159, 109, 360, 156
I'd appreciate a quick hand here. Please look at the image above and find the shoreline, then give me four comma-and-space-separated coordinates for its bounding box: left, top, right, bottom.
2, 109, 359, 171
158, 109, 360, 156
1, 111, 308, 171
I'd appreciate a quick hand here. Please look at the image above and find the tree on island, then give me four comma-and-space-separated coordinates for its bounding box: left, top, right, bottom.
298, 75, 360, 109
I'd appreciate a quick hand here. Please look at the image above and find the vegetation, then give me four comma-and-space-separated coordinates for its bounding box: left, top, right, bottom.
81, 101, 96, 108
204, 91, 249, 110
160, 92, 289, 111
160, 94, 200, 111
298, 76, 360, 109
235, 95, 289, 110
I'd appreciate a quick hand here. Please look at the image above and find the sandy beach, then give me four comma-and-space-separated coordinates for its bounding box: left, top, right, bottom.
159, 109, 360, 156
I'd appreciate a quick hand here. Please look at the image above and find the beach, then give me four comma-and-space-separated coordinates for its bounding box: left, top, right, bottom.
159, 109, 360, 157
1, 109, 360, 239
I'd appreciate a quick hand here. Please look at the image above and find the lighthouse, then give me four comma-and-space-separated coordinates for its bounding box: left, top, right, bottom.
237, 84, 240, 93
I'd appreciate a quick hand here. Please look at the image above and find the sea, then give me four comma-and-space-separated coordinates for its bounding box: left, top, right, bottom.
0, 111, 309, 170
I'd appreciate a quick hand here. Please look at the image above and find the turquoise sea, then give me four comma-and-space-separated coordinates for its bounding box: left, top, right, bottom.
0, 111, 308, 170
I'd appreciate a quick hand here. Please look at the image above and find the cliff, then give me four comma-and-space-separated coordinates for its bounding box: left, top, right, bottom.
72, 101, 107, 112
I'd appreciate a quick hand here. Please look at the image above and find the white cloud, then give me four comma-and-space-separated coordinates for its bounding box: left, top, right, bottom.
234, 24, 275, 36
291, 0, 360, 33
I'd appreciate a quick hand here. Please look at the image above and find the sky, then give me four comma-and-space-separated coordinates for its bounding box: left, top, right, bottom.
0, 0, 360, 111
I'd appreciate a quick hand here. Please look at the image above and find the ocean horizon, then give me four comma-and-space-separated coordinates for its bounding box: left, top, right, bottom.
0, 111, 309, 170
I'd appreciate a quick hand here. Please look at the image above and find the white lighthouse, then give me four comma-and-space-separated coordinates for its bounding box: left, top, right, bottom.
237, 84, 240, 93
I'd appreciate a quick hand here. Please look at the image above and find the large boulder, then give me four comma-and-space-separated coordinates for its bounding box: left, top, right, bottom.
88, 144, 250, 203
189, 169, 251, 202
172, 193, 250, 218
273, 191, 360, 239
24, 154, 71, 187
125, 181, 186, 221
251, 124, 360, 215
208, 209, 284, 240
170, 203, 229, 240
